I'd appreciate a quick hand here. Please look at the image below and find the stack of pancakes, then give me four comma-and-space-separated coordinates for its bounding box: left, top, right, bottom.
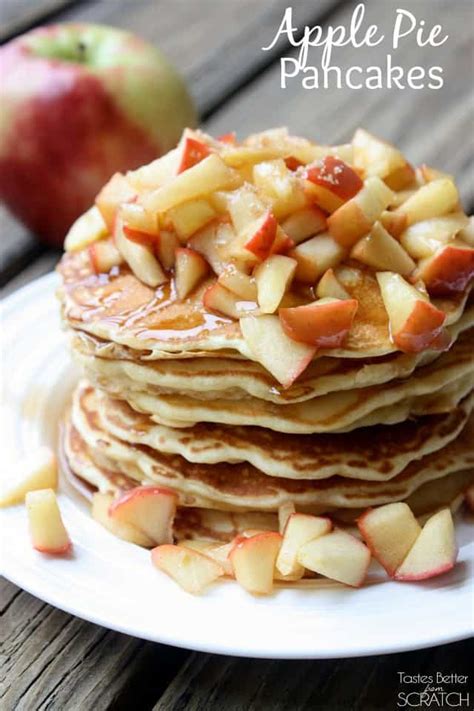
57, 130, 474, 544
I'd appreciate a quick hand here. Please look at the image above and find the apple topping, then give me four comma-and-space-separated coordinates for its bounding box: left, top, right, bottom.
382, 178, 459, 237
240, 314, 316, 387
297, 529, 371, 587
151, 544, 225, 594
26, 489, 71, 554
203, 282, 258, 319
218, 264, 258, 300
253, 159, 306, 218
156, 230, 180, 270
89, 240, 124, 274
96, 172, 136, 232
114, 217, 167, 287
352, 128, 407, 179
384, 164, 417, 192
416, 242, 474, 296
188, 220, 232, 275
394, 509, 457, 581
278, 501, 296, 533
400, 213, 469, 259
316, 268, 350, 300
255, 255, 297, 313
305, 156, 363, 212
376, 272, 447, 353
119, 200, 159, 236
350, 222, 415, 276
279, 297, 358, 348
177, 136, 211, 174
92, 492, 155, 547
281, 205, 327, 244
242, 211, 279, 261
276, 513, 332, 577
175, 247, 209, 299
357, 503, 421, 576
229, 532, 282, 594
289, 233, 345, 283
64, 206, 108, 252
0, 446, 57, 508
167, 198, 216, 240
109, 485, 177, 545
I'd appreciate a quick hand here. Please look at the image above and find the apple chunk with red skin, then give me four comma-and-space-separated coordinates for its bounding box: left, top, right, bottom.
350, 221, 415, 276
151, 544, 224, 594
243, 211, 279, 261
376, 272, 447, 353
26, 489, 71, 554
297, 529, 371, 587
229, 531, 282, 594
279, 297, 358, 348
305, 156, 363, 213
176, 136, 211, 174
289, 233, 345, 283
276, 513, 332, 577
416, 242, 474, 296
92, 492, 154, 547
203, 282, 258, 319
357, 503, 421, 576
254, 254, 297, 313
240, 314, 316, 387
0, 23, 196, 246
114, 217, 166, 287
175, 247, 208, 299
394, 509, 457, 581
109, 485, 177, 545
88, 239, 124, 274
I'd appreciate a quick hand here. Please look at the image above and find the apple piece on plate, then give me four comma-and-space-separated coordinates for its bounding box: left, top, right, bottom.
167, 198, 216, 240
276, 513, 332, 577
357, 503, 421, 576
382, 178, 459, 237
203, 282, 257, 319
281, 206, 327, 244
352, 128, 407, 179
327, 177, 393, 248
92, 492, 155, 547
297, 529, 371, 587
240, 314, 316, 386
416, 242, 474, 296
400, 213, 469, 259
175, 247, 208, 299
350, 222, 415, 275
229, 532, 282, 594
26, 489, 71, 554
176, 136, 211, 174
305, 156, 363, 213
0, 446, 57, 507
142, 154, 240, 213
178, 539, 214, 553
151, 544, 224, 594
289, 233, 345, 283
64, 205, 108, 252
376, 272, 447, 353
109, 485, 177, 545
89, 239, 124, 273
204, 542, 234, 576
96, 172, 137, 232
114, 217, 167, 287
279, 297, 358, 348
316, 268, 350, 299
255, 255, 297, 313
278, 502, 296, 533
218, 264, 257, 300
394, 509, 457, 581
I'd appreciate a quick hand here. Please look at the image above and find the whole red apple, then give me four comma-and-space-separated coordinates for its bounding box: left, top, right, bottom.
0, 23, 197, 246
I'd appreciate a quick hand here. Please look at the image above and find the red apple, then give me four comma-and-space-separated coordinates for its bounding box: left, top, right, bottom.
279, 298, 358, 348
0, 23, 196, 246
305, 156, 363, 212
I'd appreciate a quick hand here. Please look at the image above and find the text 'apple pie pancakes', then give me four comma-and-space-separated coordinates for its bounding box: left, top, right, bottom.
57, 126, 474, 591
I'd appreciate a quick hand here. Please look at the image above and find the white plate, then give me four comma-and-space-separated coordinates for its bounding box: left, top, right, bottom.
1, 273, 473, 659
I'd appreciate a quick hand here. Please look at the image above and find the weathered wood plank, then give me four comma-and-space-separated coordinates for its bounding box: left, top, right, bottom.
0, 0, 77, 42
0, 580, 189, 711
154, 639, 474, 711
205, 0, 474, 207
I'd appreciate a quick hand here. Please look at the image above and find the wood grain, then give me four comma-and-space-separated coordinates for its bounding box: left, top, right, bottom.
0, 0, 77, 42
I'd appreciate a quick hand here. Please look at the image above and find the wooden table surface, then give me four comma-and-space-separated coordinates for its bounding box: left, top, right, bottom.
1, 1, 473, 708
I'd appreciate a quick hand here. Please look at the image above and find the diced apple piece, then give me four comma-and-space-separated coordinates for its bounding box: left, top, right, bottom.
328, 177, 394, 248
26, 489, 71, 554
255, 255, 297, 313
289, 233, 345, 283
217, 132, 237, 145
350, 222, 415, 275
305, 156, 363, 210
0, 447, 57, 507
253, 159, 306, 218
109, 486, 177, 545
376, 272, 447, 353
92, 492, 154, 547
175, 247, 208, 299
458, 216, 474, 247
352, 128, 407, 179
276, 513, 332, 577
205, 542, 234, 576
203, 282, 257, 319
177, 136, 211, 174
384, 163, 416, 191
95, 173, 136, 232
178, 539, 215, 553
416, 242, 474, 296
127, 148, 179, 191
114, 218, 167, 287
298, 529, 370, 587
218, 264, 257, 300
142, 154, 240, 213
242, 211, 278, 261
382, 179, 459, 237
119, 201, 159, 236
240, 314, 316, 386
229, 532, 282, 595
278, 502, 296, 534
89, 240, 124, 274
167, 199, 216, 241
64, 206, 108, 252
418, 164, 453, 183
156, 230, 180, 270
151, 544, 224, 594
281, 206, 327, 244
316, 268, 350, 299
400, 213, 469, 259
279, 297, 358, 348
394, 509, 457, 581
357, 503, 421, 576
121, 225, 158, 248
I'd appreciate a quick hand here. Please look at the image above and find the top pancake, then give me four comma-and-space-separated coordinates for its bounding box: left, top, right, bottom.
57, 248, 471, 362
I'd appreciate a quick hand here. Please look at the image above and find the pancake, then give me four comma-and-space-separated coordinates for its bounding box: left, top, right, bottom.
67, 394, 474, 513
77, 382, 474, 482
57, 249, 471, 362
